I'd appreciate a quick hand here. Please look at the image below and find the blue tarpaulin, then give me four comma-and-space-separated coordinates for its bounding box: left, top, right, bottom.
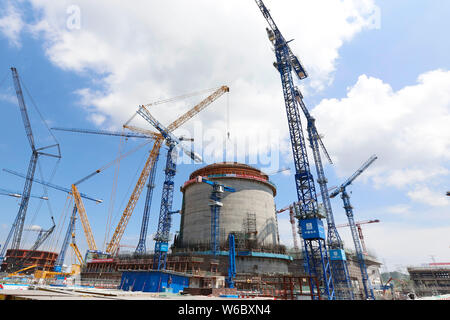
119, 271, 189, 293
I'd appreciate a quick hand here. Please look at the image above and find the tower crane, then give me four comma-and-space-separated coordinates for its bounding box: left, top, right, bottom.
276, 204, 300, 252
0, 67, 61, 265
255, 0, 335, 299
329, 155, 378, 300
106, 86, 229, 263
294, 88, 354, 299
276, 185, 339, 253
195, 176, 236, 256
336, 219, 380, 256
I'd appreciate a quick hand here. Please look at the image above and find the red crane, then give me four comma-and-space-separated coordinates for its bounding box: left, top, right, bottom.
335, 219, 380, 255
276, 204, 300, 251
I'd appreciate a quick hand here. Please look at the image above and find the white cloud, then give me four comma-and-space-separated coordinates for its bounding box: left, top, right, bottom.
313, 70, 450, 199
0, 2, 24, 47
339, 223, 450, 270
386, 204, 411, 216
14, 0, 378, 164
407, 186, 450, 207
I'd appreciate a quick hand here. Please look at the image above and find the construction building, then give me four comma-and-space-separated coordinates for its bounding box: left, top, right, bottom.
79, 163, 294, 288
0, 249, 58, 273
174, 162, 291, 274
408, 263, 450, 297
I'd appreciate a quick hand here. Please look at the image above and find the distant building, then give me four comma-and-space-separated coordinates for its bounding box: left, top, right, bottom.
407, 263, 450, 297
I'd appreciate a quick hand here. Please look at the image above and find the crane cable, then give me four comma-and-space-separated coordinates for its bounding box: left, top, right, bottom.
48, 195, 72, 254
103, 131, 126, 250
107, 143, 152, 243
124, 86, 222, 127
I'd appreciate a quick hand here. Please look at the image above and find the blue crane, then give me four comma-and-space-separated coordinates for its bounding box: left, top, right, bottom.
136, 86, 229, 270
136, 106, 202, 270
254, 0, 334, 299
329, 154, 378, 300
227, 233, 237, 288
294, 88, 354, 300
0, 67, 61, 265
195, 176, 236, 256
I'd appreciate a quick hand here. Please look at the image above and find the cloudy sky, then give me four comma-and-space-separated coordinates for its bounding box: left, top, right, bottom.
0, 0, 449, 272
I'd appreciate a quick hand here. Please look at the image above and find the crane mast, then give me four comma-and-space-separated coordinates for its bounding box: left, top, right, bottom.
294, 89, 354, 299
135, 152, 160, 254
330, 155, 378, 299
196, 176, 236, 256
54, 206, 77, 272
255, 0, 334, 299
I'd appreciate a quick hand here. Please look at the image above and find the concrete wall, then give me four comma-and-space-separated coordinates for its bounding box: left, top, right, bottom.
180, 177, 278, 247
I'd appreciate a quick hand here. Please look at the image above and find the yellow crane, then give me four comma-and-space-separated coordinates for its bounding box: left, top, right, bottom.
7, 264, 38, 277
71, 184, 97, 252
105, 86, 229, 255
69, 231, 84, 266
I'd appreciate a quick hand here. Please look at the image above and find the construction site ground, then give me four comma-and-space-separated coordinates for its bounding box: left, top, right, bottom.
0, 285, 276, 300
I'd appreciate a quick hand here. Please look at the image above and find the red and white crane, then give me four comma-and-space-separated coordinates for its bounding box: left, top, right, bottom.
335, 219, 380, 255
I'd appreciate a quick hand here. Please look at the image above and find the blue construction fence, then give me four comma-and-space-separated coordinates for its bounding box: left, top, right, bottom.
119, 271, 190, 294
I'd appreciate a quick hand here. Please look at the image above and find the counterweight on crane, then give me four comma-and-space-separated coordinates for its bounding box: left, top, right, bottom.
329, 155, 378, 300
255, 0, 334, 299
0, 188, 49, 200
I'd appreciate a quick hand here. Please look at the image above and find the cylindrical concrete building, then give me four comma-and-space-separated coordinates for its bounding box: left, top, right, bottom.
178, 162, 279, 250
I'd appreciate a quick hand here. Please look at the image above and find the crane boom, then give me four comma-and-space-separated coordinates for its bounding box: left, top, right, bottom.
0, 188, 48, 200
167, 86, 229, 132
11, 67, 35, 151
71, 184, 97, 251
3, 169, 102, 203
336, 219, 380, 228
70, 242, 84, 265
254, 1, 308, 80
330, 155, 377, 198
52, 127, 158, 139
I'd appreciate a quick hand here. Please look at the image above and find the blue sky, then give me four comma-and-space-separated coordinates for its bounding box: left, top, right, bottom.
0, 0, 449, 272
